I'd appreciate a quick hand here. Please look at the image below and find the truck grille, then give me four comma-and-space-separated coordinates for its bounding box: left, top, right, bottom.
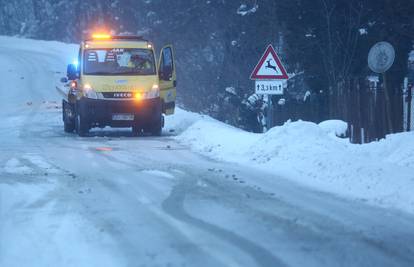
102, 92, 133, 99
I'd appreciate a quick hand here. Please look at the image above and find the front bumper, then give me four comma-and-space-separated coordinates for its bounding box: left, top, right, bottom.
77, 97, 162, 128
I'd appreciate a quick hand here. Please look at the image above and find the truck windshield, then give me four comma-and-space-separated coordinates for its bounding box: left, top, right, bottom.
83, 48, 156, 76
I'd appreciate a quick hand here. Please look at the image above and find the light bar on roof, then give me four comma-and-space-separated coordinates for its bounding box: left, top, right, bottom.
92, 33, 111, 40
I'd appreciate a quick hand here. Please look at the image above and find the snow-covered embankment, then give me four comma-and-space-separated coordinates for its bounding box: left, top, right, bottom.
169, 110, 414, 214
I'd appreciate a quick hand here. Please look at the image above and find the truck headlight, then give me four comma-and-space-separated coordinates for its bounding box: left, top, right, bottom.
83, 84, 102, 99
143, 84, 160, 99
152, 84, 160, 97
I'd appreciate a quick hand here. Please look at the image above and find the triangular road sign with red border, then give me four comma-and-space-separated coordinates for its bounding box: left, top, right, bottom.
250, 45, 289, 80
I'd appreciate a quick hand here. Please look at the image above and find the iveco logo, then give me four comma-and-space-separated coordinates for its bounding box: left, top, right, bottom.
113, 93, 132, 98
115, 80, 128, 84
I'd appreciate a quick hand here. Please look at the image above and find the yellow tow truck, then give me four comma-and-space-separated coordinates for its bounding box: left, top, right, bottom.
60, 34, 176, 136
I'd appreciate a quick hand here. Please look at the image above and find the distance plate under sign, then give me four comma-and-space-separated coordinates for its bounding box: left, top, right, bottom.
255, 80, 284, 95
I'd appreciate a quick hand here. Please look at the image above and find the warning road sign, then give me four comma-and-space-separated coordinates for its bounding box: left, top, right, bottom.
250, 45, 288, 80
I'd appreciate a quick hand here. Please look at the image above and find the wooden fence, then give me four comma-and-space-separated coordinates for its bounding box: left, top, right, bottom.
335, 78, 403, 144
269, 77, 405, 144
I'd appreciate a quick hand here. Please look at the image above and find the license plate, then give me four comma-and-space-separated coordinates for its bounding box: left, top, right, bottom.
112, 114, 134, 121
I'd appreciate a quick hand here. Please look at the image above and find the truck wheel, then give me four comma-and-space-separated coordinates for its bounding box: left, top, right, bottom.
149, 115, 164, 136
64, 120, 75, 133
132, 125, 142, 136
63, 101, 75, 133
75, 112, 89, 137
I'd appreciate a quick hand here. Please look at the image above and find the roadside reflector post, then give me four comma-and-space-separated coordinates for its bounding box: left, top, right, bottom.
250, 45, 289, 131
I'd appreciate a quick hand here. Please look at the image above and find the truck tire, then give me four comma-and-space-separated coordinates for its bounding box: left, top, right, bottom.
64, 120, 75, 133
132, 125, 142, 136
63, 100, 75, 133
149, 115, 164, 136
75, 112, 89, 137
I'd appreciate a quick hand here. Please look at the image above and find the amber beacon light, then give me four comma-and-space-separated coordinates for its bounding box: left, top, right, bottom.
92, 33, 112, 40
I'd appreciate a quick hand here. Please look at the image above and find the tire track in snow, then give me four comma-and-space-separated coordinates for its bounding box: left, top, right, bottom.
162, 175, 288, 267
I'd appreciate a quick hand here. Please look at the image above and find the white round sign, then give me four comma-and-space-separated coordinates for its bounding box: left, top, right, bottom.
368, 42, 395, 73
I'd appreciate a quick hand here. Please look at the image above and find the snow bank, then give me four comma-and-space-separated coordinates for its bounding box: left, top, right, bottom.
178, 119, 259, 160
164, 108, 209, 134
360, 132, 414, 168
318, 120, 348, 137
174, 110, 414, 214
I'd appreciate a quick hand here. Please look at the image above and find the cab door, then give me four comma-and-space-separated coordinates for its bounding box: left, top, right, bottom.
158, 45, 176, 115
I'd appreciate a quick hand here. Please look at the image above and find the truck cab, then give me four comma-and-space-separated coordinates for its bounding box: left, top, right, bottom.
61, 34, 176, 136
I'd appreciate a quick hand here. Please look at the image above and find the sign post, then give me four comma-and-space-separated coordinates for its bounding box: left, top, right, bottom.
368, 41, 396, 133
250, 45, 289, 130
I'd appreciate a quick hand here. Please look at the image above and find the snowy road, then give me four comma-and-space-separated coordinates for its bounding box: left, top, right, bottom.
1, 37, 414, 267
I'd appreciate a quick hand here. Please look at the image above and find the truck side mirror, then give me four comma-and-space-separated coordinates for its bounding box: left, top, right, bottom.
60, 77, 68, 83
67, 64, 78, 80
